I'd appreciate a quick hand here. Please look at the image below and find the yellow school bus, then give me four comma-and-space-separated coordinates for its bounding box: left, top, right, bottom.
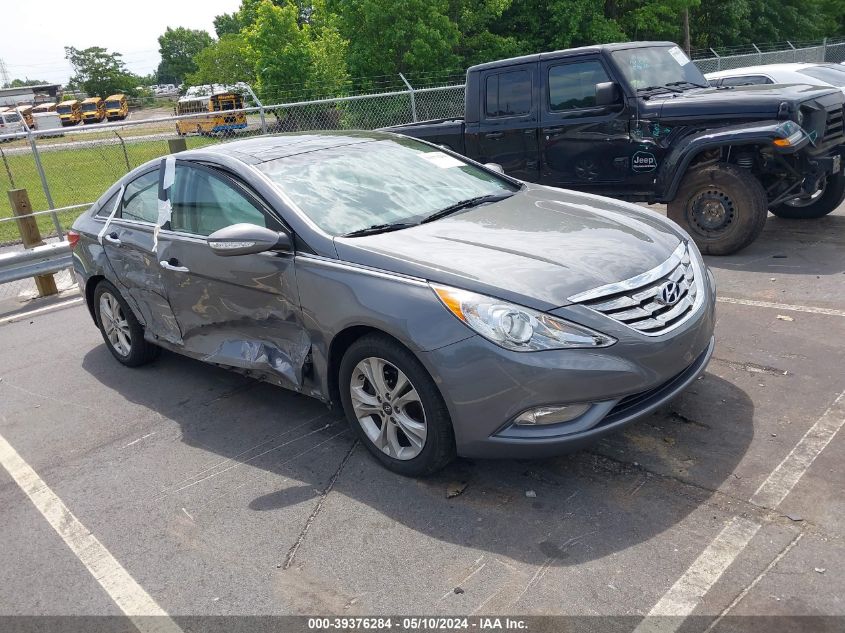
16, 105, 34, 128
105, 94, 129, 121
80, 97, 106, 123
175, 91, 247, 136
32, 102, 57, 114
57, 100, 82, 126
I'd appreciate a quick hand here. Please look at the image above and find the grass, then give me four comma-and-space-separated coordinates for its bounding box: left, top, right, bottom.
0, 135, 216, 243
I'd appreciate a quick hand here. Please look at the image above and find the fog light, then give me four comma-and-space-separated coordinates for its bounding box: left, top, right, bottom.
514, 404, 591, 426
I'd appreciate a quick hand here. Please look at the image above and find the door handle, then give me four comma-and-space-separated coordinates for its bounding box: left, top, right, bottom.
104, 232, 121, 246
485, 131, 504, 139
160, 259, 189, 273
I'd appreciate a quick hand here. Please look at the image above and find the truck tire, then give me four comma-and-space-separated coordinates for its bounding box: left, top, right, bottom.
668, 163, 767, 256
770, 171, 845, 219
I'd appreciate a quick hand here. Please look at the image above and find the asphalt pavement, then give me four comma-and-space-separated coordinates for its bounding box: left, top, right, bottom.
0, 205, 843, 631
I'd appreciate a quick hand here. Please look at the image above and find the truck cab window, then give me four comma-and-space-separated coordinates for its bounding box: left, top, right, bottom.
485, 70, 531, 118
548, 61, 611, 111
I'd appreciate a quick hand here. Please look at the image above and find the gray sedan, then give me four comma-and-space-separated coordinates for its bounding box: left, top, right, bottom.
69, 131, 715, 476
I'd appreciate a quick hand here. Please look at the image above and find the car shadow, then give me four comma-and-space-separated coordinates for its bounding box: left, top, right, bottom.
82, 345, 753, 567
704, 213, 845, 276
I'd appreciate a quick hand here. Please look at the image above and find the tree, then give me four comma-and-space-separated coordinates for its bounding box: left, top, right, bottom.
3, 78, 50, 88
64, 47, 137, 97
156, 27, 214, 84
214, 12, 243, 37
186, 34, 255, 86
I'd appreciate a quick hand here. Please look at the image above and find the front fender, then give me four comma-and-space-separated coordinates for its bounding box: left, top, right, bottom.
657, 120, 806, 201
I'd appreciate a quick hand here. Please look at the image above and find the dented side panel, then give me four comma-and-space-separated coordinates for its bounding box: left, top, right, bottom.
156, 232, 308, 390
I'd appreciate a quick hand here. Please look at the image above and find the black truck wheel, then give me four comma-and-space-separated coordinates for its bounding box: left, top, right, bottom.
668, 164, 767, 256
770, 171, 845, 219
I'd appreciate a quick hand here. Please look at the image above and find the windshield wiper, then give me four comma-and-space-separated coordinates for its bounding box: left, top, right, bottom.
636, 85, 682, 96
342, 222, 416, 237
420, 192, 514, 224
665, 80, 709, 89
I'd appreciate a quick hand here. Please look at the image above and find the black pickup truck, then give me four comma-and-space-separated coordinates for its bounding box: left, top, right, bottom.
387, 41, 845, 254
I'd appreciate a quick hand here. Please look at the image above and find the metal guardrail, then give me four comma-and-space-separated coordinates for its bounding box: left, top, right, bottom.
0, 241, 72, 285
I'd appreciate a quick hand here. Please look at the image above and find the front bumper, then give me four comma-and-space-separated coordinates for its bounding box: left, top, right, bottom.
420, 271, 716, 459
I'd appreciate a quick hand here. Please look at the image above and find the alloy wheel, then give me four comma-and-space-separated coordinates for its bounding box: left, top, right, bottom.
99, 292, 132, 357
350, 356, 427, 460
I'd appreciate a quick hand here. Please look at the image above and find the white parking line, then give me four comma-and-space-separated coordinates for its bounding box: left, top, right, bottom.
717, 296, 845, 317
0, 431, 182, 633
634, 387, 845, 633
0, 296, 83, 325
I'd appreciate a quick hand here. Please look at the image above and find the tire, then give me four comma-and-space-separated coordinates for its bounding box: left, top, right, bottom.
668, 163, 767, 256
93, 280, 159, 367
770, 170, 845, 219
338, 334, 456, 476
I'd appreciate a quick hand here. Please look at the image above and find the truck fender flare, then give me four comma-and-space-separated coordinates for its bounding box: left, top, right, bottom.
657, 120, 804, 201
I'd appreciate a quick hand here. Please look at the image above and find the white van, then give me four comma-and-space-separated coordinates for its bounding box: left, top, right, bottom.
0, 111, 26, 139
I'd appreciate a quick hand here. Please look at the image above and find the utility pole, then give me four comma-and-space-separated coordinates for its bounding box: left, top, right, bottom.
682, 9, 691, 55
0, 58, 10, 88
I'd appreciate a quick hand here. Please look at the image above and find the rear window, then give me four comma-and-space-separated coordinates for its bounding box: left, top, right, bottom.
797, 65, 845, 87
485, 70, 532, 118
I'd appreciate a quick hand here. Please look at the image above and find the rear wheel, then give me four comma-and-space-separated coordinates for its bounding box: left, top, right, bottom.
338, 334, 455, 476
668, 163, 767, 255
770, 170, 845, 219
93, 281, 159, 367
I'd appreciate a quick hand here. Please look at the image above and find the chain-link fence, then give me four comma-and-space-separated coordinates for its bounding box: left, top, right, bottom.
691, 36, 845, 73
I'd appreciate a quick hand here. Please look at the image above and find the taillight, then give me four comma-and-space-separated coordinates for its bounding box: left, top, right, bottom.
67, 230, 80, 249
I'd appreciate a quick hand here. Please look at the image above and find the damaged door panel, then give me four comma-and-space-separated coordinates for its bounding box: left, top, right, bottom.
156, 162, 309, 391
100, 168, 183, 345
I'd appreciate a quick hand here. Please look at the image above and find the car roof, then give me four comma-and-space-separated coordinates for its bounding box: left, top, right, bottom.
467, 41, 679, 72
705, 63, 824, 78
180, 130, 392, 165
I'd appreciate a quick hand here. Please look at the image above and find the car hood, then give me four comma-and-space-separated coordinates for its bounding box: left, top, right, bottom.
643, 83, 841, 121
333, 184, 682, 311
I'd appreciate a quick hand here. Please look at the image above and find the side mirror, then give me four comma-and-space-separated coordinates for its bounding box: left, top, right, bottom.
595, 82, 621, 107
484, 162, 505, 174
207, 223, 292, 256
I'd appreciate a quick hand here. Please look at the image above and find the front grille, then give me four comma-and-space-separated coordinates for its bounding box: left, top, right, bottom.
824, 105, 844, 143
568, 242, 701, 336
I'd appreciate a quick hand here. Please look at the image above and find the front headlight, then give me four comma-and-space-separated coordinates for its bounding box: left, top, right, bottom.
432, 284, 615, 351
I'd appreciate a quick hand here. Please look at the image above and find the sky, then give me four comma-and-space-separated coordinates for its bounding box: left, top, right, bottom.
0, 0, 241, 86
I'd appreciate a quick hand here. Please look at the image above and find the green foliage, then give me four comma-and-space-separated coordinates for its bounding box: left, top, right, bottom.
3, 78, 51, 88
156, 27, 214, 84
64, 47, 138, 98
186, 34, 255, 86
213, 12, 243, 37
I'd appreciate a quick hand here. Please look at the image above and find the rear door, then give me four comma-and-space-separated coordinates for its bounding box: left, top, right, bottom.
538, 57, 632, 189
156, 162, 309, 390
99, 168, 183, 344
474, 65, 540, 181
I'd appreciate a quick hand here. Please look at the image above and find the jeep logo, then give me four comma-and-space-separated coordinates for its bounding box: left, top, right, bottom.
632, 151, 657, 173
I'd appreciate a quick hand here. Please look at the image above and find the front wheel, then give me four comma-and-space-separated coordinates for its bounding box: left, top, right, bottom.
668, 163, 768, 256
770, 170, 845, 219
94, 281, 159, 367
338, 334, 455, 476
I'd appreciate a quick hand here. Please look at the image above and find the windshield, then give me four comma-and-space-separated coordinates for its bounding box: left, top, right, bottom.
4, 113, 21, 123
797, 65, 845, 88
611, 45, 708, 91
81, 103, 99, 112
57, 105, 72, 114
257, 137, 518, 236
106, 101, 121, 109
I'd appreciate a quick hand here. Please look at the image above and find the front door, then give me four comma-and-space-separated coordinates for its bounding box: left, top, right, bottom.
538, 57, 633, 192
473, 64, 540, 181
156, 162, 309, 390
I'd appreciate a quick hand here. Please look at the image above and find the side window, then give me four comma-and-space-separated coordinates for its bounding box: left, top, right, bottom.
95, 191, 120, 217
720, 75, 772, 86
485, 70, 531, 118
120, 170, 159, 223
170, 164, 267, 236
548, 60, 611, 112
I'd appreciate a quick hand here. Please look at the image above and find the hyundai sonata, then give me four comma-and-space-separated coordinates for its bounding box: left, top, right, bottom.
70, 131, 715, 476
